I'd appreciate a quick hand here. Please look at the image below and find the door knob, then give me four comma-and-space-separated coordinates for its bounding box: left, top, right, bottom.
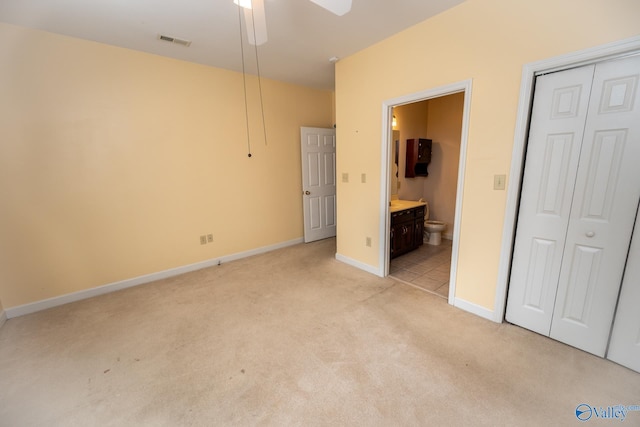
586, 231, 595, 238
304, 191, 311, 195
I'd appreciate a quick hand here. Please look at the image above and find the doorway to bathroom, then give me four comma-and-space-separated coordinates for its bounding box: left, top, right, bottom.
380, 80, 472, 305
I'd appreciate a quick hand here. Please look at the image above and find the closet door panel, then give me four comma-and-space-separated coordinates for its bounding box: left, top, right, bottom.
550, 55, 640, 356
608, 207, 640, 372
505, 66, 595, 335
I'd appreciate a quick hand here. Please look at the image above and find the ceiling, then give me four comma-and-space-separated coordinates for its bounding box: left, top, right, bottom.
0, 0, 465, 90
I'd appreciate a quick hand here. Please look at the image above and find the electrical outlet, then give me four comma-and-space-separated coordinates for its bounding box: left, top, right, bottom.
361, 173, 366, 183
207, 234, 213, 243
200, 235, 207, 245
342, 172, 349, 183
366, 237, 372, 247
494, 174, 506, 190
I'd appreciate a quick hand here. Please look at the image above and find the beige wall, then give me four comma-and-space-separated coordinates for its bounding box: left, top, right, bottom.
0, 23, 333, 308
335, 0, 640, 311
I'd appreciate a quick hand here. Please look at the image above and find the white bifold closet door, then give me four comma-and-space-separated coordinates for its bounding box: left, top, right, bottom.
608, 208, 640, 373
506, 54, 640, 359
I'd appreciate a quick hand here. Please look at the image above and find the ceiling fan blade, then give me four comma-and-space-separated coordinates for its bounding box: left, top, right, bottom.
308, 0, 352, 16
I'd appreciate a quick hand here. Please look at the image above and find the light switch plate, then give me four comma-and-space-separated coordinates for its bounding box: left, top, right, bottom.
494, 174, 506, 190
342, 173, 349, 183
361, 173, 366, 183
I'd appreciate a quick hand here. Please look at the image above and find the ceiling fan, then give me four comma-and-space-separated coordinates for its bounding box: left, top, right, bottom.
233, 0, 353, 46
232, 0, 351, 157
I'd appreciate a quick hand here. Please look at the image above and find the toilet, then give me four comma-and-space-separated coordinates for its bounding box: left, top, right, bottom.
423, 201, 446, 246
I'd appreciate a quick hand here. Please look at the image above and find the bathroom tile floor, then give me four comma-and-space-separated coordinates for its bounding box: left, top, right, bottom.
389, 239, 452, 299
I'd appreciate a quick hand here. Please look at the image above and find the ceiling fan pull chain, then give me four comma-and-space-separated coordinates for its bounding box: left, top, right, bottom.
238, 6, 252, 158
250, 6, 268, 147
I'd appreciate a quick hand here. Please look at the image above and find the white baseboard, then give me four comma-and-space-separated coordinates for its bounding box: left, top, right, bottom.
5, 237, 304, 319
453, 297, 498, 323
335, 253, 382, 277
0, 308, 6, 329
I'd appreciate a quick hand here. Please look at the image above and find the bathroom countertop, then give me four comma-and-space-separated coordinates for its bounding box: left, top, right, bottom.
389, 200, 427, 213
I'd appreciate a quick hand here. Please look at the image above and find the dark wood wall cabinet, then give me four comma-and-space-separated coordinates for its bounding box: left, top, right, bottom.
405, 138, 432, 178
390, 206, 425, 259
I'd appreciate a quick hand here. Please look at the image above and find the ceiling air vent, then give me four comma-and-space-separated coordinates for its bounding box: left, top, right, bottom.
158, 34, 192, 47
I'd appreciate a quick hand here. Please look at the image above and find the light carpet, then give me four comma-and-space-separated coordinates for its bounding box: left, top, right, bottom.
0, 238, 638, 426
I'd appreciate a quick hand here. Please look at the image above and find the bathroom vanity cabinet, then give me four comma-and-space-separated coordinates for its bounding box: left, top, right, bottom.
390, 205, 425, 259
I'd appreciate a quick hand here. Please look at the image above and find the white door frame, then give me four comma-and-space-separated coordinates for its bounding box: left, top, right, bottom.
494, 36, 640, 323
379, 79, 472, 307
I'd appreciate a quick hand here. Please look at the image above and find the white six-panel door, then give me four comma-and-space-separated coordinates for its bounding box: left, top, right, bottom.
549, 55, 640, 356
507, 55, 640, 360
506, 65, 595, 336
301, 127, 336, 243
